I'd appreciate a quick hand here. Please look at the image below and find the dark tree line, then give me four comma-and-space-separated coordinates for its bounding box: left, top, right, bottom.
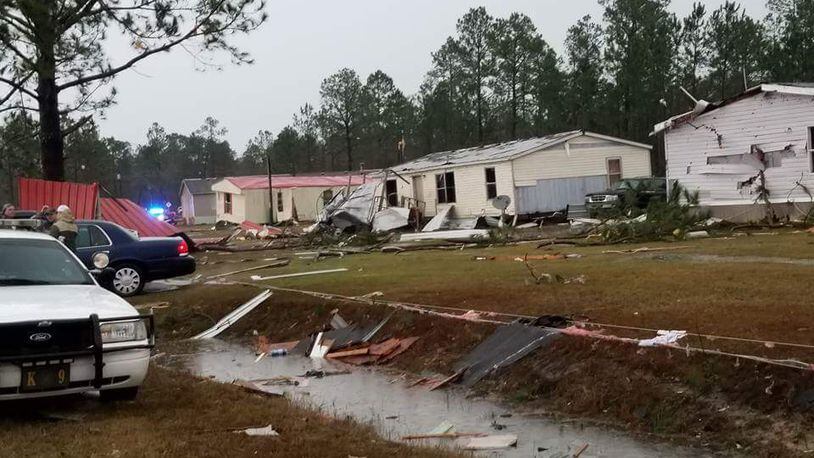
2, 0, 814, 205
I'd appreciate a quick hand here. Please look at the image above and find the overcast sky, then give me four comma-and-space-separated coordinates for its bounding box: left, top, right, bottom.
97, 0, 768, 152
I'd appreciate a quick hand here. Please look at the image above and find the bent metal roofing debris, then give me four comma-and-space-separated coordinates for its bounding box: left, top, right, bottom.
192, 290, 272, 339
455, 323, 559, 387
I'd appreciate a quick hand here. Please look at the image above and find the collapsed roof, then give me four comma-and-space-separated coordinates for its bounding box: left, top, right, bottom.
392, 130, 651, 174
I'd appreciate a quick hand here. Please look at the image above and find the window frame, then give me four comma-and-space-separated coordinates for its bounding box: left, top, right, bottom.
606, 157, 623, 187
385, 179, 399, 207
484, 167, 497, 200
224, 192, 233, 215
76, 224, 113, 250
435, 171, 456, 204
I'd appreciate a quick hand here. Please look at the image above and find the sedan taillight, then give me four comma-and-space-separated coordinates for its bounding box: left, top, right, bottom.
177, 240, 189, 256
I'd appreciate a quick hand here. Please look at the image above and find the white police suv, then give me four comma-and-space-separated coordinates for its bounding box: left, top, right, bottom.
0, 229, 152, 401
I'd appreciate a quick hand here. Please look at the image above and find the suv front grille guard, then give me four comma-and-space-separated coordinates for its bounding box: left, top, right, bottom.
0, 313, 155, 389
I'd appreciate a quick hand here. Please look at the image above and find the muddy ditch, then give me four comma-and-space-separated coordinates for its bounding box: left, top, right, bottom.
145, 284, 814, 457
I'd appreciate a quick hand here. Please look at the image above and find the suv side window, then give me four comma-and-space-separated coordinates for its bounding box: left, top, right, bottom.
77, 225, 110, 249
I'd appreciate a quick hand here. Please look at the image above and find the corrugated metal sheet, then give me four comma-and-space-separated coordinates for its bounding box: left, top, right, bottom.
17, 178, 99, 219
515, 175, 607, 213
99, 198, 177, 237
393, 131, 582, 174
225, 174, 366, 190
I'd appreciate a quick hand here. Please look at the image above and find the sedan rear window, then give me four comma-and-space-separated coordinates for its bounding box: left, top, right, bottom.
0, 239, 93, 286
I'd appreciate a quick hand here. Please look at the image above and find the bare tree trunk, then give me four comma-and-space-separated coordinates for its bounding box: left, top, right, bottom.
344, 123, 353, 172
38, 60, 64, 181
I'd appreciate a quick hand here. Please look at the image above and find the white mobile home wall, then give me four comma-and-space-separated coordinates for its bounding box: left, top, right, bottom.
664, 91, 814, 219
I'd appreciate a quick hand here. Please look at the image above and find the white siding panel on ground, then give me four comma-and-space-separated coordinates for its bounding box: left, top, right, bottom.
408, 162, 515, 217
512, 142, 652, 186
665, 92, 814, 207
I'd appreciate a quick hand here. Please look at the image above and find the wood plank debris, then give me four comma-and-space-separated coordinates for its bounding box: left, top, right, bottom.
463, 434, 518, 450
250, 268, 348, 281
326, 347, 370, 359
192, 290, 272, 339
133, 301, 170, 311
206, 259, 290, 279
402, 432, 487, 440
428, 367, 467, 391
400, 229, 490, 242
602, 246, 690, 254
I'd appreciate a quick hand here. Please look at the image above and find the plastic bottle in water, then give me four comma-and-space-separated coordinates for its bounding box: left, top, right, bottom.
269, 349, 288, 357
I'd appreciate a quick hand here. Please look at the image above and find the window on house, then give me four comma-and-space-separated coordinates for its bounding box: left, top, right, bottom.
224, 193, 232, 214
277, 191, 284, 212
386, 179, 398, 207
484, 167, 497, 199
809, 127, 814, 173
607, 158, 622, 187
436, 171, 456, 204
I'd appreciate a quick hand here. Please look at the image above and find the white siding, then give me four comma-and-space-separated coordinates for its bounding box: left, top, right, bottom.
512, 138, 652, 187
215, 191, 247, 224
664, 92, 814, 206
407, 162, 515, 217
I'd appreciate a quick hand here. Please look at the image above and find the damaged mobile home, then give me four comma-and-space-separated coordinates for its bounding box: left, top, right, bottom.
654, 83, 814, 221
211, 174, 367, 224
390, 130, 653, 219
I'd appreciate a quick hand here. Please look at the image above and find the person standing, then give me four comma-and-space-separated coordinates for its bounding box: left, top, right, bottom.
50, 205, 79, 252
1, 203, 15, 219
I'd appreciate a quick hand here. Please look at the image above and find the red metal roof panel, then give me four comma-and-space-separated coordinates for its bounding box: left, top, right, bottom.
17, 178, 98, 219
99, 198, 177, 238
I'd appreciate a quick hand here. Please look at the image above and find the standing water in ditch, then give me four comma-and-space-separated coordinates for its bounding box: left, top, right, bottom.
159, 339, 707, 457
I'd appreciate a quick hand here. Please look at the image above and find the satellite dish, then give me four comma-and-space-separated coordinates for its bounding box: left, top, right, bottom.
492, 195, 511, 211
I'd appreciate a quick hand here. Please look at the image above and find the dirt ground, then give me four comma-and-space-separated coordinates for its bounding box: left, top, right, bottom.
128, 229, 814, 457
0, 366, 457, 458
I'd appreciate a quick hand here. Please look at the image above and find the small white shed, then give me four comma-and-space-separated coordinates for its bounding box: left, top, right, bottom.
179, 178, 218, 225
211, 174, 367, 224
391, 130, 652, 217
655, 83, 814, 221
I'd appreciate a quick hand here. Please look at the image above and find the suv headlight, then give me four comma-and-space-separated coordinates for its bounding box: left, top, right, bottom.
100, 321, 147, 343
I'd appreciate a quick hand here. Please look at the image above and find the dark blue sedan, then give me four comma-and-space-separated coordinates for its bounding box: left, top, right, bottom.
74, 220, 196, 296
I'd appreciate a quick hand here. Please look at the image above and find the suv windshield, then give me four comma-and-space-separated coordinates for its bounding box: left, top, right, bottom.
0, 239, 93, 286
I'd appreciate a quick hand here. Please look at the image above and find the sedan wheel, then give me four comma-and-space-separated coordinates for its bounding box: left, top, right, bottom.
112, 265, 144, 297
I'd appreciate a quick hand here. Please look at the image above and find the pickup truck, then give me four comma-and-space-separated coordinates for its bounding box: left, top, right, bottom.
585, 177, 667, 217
0, 230, 152, 401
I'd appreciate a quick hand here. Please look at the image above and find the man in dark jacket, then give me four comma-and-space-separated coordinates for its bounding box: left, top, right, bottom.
49, 205, 78, 252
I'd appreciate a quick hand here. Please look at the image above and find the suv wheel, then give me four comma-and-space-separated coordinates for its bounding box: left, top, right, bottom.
100, 387, 139, 402
112, 264, 144, 297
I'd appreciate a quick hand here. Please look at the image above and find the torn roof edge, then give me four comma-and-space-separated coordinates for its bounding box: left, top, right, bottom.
652, 82, 814, 136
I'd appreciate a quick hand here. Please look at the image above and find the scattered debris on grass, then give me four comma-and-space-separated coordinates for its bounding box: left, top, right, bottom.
250, 268, 348, 281
206, 259, 290, 280
237, 425, 280, 437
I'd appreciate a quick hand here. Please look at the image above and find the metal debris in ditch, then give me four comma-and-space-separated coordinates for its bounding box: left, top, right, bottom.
463, 434, 518, 450
454, 323, 560, 386
250, 268, 348, 281
192, 290, 272, 339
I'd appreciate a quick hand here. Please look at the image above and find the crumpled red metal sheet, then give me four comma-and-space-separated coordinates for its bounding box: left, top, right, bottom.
17, 178, 99, 219
99, 197, 177, 238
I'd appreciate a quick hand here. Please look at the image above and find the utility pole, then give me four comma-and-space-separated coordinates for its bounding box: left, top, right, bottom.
266, 153, 275, 224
